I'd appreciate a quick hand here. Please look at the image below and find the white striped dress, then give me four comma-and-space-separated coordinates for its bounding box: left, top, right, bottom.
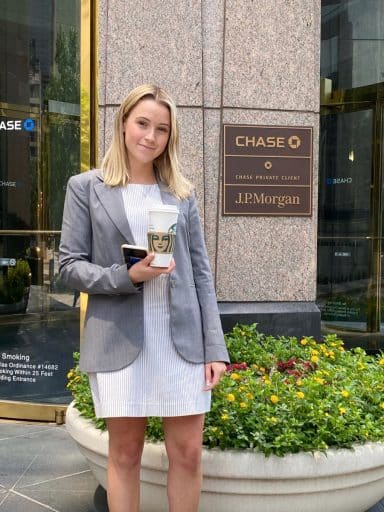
88, 184, 211, 417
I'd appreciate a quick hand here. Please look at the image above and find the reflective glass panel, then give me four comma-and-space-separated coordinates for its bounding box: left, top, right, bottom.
321, 0, 384, 90
0, 234, 79, 403
317, 107, 375, 333
318, 109, 373, 238
0, 0, 81, 405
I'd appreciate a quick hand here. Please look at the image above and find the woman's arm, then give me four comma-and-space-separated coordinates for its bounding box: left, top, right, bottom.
59, 175, 140, 295
187, 193, 230, 364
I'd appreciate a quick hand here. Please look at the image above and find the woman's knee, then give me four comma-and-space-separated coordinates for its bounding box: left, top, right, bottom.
109, 439, 144, 471
166, 440, 202, 472
107, 418, 146, 471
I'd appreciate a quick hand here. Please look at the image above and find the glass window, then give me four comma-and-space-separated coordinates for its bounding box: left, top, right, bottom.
321, 0, 384, 90
0, 0, 81, 405
318, 108, 373, 238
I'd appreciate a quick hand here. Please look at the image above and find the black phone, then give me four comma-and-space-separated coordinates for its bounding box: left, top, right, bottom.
121, 244, 148, 268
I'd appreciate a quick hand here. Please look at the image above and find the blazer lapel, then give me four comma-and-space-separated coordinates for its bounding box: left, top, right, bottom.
93, 172, 136, 244
92, 172, 181, 244
158, 181, 181, 208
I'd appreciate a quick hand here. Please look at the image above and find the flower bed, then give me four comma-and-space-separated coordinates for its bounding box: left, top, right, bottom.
67, 323, 384, 456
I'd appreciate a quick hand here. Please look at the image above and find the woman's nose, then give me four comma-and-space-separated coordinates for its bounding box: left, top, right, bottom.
144, 128, 155, 142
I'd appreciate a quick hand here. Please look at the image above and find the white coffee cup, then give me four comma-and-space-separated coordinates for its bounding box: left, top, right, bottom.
147, 204, 179, 267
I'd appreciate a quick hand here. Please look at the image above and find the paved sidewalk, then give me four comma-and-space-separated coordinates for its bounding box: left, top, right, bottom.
0, 421, 107, 512
1, 420, 384, 512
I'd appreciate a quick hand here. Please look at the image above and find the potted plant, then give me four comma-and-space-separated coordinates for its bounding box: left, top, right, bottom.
66, 324, 384, 512
0, 259, 31, 314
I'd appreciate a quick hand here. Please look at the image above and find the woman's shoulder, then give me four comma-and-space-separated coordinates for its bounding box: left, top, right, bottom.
69, 168, 102, 183
67, 169, 103, 188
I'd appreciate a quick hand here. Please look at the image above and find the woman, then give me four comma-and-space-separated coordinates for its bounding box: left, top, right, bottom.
59, 84, 229, 512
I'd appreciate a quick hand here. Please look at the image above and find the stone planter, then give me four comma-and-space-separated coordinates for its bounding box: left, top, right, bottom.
66, 402, 384, 512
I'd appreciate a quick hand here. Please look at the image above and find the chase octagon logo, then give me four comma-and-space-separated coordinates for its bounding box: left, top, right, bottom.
0, 118, 36, 131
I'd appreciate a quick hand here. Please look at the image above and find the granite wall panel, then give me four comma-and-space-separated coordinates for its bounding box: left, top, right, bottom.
223, 0, 320, 111
216, 109, 319, 302
97, 0, 321, 307
104, 0, 203, 106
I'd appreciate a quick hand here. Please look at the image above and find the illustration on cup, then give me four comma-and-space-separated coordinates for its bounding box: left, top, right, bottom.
148, 230, 176, 254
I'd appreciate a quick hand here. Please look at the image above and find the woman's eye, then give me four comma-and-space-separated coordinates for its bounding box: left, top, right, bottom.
158, 127, 168, 133
138, 120, 147, 127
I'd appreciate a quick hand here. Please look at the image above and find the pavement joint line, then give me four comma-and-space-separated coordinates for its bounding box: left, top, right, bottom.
18, 469, 92, 489
11, 452, 40, 490
9, 489, 61, 512
0, 491, 9, 507
0, 428, 55, 442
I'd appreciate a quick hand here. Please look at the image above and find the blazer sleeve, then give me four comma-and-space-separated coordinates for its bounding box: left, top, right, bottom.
59, 175, 140, 295
187, 193, 230, 363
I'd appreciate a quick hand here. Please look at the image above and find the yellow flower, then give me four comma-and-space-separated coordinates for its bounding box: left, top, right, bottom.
262, 376, 271, 385
311, 349, 319, 355
296, 391, 305, 399
380, 403, 384, 410
314, 377, 324, 385
252, 364, 259, 370
311, 355, 319, 363
268, 416, 277, 423
230, 373, 241, 380
74, 376, 81, 382
240, 402, 247, 408
339, 346, 345, 351
259, 367, 266, 373
221, 414, 229, 421
379, 359, 384, 366
227, 393, 235, 402
67, 371, 74, 379
296, 379, 303, 386
339, 407, 346, 415
300, 339, 308, 345
239, 385, 246, 391
246, 392, 254, 400
341, 390, 349, 398
211, 426, 218, 432
270, 395, 279, 404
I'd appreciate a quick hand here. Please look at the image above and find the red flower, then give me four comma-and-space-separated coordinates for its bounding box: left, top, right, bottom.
226, 362, 248, 372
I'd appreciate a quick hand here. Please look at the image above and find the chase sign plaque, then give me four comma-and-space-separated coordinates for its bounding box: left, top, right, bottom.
223, 124, 313, 216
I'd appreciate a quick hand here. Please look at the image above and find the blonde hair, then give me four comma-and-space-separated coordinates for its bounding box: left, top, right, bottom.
101, 84, 193, 199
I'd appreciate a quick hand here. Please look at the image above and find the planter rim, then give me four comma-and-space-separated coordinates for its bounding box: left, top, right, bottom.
66, 401, 384, 479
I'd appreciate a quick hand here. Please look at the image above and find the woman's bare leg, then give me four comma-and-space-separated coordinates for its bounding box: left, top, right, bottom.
163, 414, 205, 512
106, 417, 147, 512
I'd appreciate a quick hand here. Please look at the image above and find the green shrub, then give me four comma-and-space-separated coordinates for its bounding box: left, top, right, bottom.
0, 259, 31, 304
67, 324, 384, 456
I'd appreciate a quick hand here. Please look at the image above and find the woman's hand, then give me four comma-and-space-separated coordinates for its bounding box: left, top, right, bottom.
128, 253, 175, 284
204, 361, 227, 391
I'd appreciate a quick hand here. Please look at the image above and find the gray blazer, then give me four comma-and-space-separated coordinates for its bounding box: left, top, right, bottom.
59, 169, 229, 372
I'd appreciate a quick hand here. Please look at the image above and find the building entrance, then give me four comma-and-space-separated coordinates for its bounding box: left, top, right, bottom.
317, 84, 384, 350
0, 0, 91, 421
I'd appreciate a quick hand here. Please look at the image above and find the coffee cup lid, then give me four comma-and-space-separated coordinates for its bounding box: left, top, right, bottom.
148, 204, 179, 214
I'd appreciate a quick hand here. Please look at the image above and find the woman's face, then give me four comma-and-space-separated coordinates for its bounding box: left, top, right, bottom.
151, 233, 170, 252
123, 98, 170, 167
